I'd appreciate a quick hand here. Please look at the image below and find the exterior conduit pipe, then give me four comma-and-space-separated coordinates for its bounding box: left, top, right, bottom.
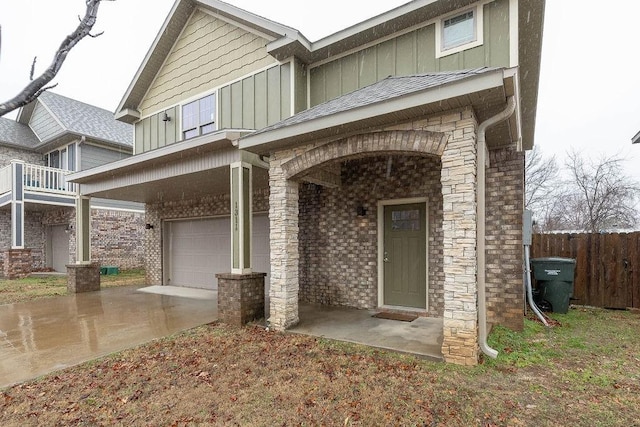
477, 95, 516, 359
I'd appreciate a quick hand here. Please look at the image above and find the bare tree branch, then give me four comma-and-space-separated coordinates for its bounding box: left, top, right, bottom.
0, 0, 109, 117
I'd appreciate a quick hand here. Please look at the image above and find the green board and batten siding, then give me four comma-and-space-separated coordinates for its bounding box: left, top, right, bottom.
134, 62, 294, 154
219, 63, 292, 130
309, 0, 511, 106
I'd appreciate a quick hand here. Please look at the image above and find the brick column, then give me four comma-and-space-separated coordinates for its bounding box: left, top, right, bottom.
268, 156, 300, 330
440, 119, 479, 366
216, 272, 266, 326
66, 263, 100, 293
3, 249, 32, 279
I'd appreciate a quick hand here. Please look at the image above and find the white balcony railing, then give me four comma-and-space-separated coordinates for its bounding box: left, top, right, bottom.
23, 163, 75, 194
0, 162, 75, 196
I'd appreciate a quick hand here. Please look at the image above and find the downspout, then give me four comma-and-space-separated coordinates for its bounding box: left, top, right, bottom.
477, 96, 516, 359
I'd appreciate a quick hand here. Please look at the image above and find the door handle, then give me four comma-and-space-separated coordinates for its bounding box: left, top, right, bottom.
383, 251, 389, 263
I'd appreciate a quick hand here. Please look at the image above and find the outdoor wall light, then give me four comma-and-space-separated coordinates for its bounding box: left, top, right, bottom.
162, 112, 171, 122
356, 205, 367, 216
145, 223, 154, 230
64, 224, 72, 234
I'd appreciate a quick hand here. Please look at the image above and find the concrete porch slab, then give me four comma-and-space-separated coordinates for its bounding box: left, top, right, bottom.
137, 285, 216, 300
289, 303, 444, 361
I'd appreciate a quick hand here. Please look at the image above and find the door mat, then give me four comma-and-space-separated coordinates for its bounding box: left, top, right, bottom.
372, 312, 418, 322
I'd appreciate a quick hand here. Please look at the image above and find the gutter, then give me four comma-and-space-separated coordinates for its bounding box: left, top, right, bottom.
477, 96, 516, 359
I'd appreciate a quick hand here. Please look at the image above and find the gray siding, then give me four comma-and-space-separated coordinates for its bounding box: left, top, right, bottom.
310, 0, 511, 106
80, 144, 130, 171
29, 102, 63, 142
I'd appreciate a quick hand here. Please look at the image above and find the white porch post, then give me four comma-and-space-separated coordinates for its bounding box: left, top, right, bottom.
75, 196, 91, 263
10, 160, 25, 249
230, 162, 252, 274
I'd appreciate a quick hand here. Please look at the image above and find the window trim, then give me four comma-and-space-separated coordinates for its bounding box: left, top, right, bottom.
181, 92, 217, 140
435, 5, 484, 58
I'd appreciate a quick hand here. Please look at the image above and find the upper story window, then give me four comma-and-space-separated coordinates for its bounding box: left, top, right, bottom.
182, 93, 216, 139
436, 6, 484, 58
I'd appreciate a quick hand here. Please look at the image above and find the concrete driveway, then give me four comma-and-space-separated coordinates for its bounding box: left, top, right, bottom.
0, 285, 216, 389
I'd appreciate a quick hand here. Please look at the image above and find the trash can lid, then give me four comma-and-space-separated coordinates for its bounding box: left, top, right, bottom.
531, 257, 576, 264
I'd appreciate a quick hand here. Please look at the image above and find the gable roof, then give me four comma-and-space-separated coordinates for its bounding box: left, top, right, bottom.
117, 0, 544, 148
16, 92, 132, 150
633, 130, 640, 144
0, 117, 41, 149
115, 0, 303, 123
239, 67, 519, 154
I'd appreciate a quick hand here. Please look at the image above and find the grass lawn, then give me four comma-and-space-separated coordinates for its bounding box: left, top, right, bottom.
0, 302, 638, 426
0, 269, 146, 305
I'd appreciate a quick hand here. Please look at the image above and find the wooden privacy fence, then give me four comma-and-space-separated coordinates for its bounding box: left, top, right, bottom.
531, 232, 640, 309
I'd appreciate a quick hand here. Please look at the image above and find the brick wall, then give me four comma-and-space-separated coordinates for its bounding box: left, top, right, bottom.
90, 209, 145, 270
298, 155, 444, 315
0, 207, 144, 276
145, 188, 269, 285
485, 145, 525, 331
0, 145, 43, 166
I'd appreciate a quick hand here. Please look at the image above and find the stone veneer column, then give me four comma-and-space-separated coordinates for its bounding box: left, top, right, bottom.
440, 122, 479, 366
268, 156, 300, 330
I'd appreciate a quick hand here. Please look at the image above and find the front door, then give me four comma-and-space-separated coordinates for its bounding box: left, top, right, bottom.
383, 203, 426, 308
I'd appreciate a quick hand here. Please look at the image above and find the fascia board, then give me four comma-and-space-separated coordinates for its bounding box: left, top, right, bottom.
239, 70, 506, 151
115, 0, 190, 117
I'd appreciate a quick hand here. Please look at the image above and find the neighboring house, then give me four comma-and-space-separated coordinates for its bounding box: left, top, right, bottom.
69, 0, 545, 365
0, 92, 145, 278
633, 130, 639, 144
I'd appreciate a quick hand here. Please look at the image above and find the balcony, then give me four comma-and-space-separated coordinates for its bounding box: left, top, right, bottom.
0, 161, 76, 208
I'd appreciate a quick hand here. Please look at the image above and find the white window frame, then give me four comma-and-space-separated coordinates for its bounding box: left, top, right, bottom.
436, 5, 484, 58
181, 92, 217, 140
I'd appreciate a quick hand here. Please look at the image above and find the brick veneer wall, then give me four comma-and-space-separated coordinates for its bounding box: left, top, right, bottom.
145, 188, 269, 286
485, 145, 525, 331
298, 155, 444, 315
0, 146, 43, 166
90, 209, 145, 269
0, 207, 144, 277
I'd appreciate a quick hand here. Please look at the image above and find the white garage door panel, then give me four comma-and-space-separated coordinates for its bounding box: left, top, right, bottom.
166, 218, 230, 290
165, 215, 269, 291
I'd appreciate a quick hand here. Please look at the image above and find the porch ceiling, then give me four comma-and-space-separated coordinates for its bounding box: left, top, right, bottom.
68, 130, 268, 204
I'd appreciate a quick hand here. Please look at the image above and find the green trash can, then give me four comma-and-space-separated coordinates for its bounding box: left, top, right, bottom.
530, 257, 576, 314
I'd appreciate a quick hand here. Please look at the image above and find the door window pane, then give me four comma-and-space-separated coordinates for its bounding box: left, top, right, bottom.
391, 209, 420, 230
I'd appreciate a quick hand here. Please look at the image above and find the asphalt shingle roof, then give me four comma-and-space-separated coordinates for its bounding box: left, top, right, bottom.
251, 67, 499, 136
38, 92, 132, 147
0, 116, 41, 149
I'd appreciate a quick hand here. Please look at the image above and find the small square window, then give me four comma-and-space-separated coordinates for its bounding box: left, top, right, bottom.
436, 6, 483, 58
443, 11, 475, 50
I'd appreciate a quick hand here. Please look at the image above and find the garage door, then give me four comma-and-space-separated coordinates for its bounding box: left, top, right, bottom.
164, 215, 269, 290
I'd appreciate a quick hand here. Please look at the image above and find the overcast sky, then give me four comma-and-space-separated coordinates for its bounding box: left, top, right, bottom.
1, 0, 639, 181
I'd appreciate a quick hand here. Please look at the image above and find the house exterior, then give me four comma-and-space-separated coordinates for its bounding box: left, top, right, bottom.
0, 92, 145, 279
69, 0, 545, 365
